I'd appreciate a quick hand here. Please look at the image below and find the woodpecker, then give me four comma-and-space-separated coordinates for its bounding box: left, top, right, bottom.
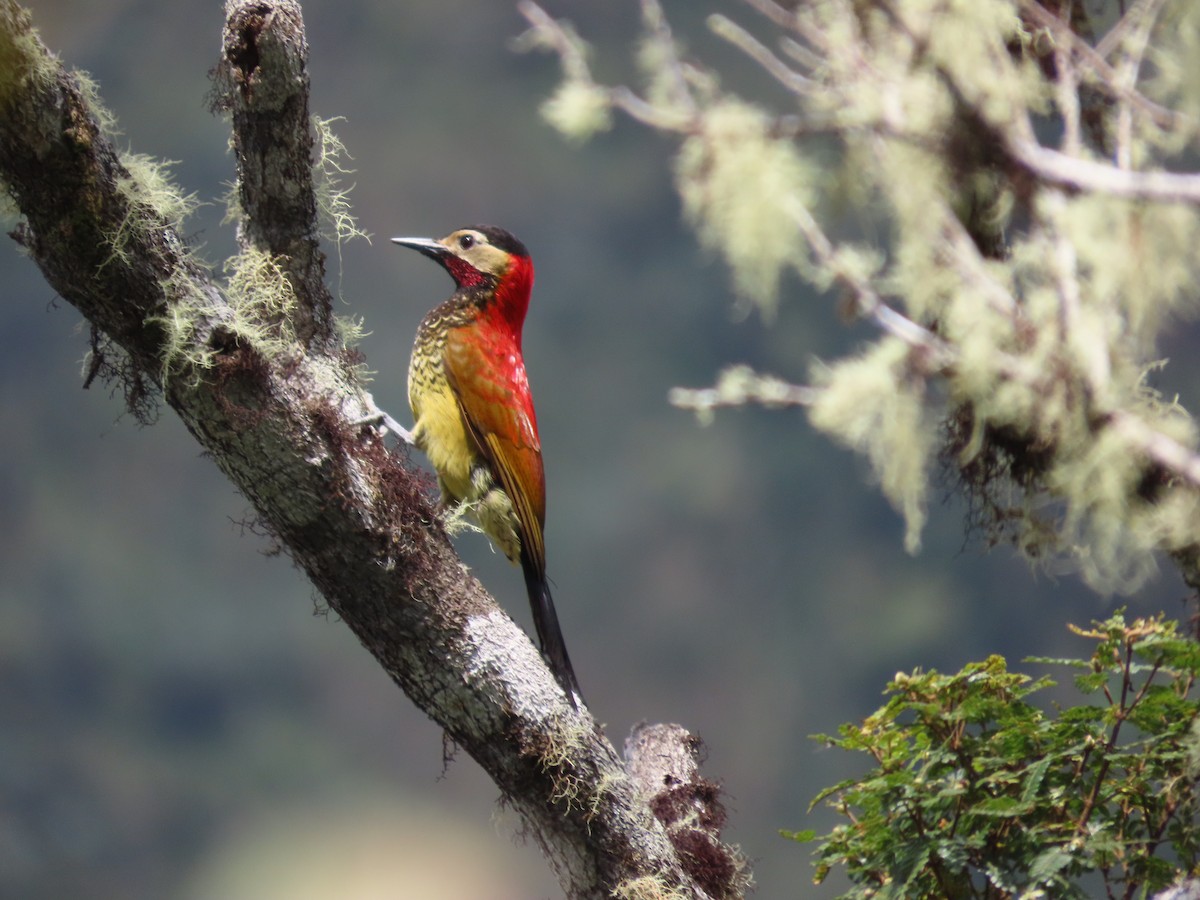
390, 225, 583, 707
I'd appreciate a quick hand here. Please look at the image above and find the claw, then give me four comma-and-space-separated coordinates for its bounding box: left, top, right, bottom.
356, 410, 415, 445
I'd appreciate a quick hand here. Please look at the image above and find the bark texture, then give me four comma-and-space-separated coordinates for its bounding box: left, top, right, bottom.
0, 1, 747, 897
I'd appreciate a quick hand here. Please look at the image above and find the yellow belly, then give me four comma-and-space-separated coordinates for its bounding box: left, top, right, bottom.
409, 332, 524, 563
410, 378, 475, 502
409, 377, 522, 563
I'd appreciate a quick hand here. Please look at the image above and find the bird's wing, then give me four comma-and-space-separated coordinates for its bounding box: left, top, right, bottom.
444, 324, 547, 572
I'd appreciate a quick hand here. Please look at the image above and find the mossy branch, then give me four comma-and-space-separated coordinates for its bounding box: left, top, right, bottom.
0, 1, 744, 897
212, 0, 335, 350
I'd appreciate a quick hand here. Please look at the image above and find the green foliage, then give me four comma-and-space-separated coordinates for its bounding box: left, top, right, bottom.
797, 613, 1200, 898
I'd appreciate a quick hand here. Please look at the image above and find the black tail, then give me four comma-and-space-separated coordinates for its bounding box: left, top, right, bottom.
521, 558, 584, 709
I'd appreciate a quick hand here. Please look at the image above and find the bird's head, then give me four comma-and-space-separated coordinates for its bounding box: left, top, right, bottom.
393, 226, 535, 336
392, 225, 532, 292
392, 226, 535, 333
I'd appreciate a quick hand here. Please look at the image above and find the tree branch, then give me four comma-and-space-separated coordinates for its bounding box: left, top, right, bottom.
1016, 0, 1186, 133
214, 0, 334, 349
669, 364, 816, 420
708, 14, 813, 95
0, 2, 744, 897
1008, 136, 1200, 205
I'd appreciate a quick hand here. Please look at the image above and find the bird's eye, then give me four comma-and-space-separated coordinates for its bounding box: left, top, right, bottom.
458, 233, 476, 250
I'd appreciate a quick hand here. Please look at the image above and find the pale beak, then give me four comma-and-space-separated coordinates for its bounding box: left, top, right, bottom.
390, 236, 447, 260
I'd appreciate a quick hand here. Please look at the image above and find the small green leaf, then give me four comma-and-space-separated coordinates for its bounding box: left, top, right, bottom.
780, 828, 817, 843
1028, 846, 1076, 882
971, 796, 1036, 817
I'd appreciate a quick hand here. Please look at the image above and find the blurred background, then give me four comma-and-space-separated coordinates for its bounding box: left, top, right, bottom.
1, 1, 1196, 898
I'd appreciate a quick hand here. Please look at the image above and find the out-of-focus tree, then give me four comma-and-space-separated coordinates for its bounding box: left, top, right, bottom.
520, 0, 1200, 595
517, 0, 1200, 894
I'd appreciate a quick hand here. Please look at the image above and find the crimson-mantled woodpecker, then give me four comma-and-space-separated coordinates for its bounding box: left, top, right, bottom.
390, 225, 582, 706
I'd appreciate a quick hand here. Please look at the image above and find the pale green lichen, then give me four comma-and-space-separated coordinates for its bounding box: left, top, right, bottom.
313, 116, 368, 244
151, 272, 222, 383
71, 68, 121, 137
586, 770, 625, 823
104, 154, 201, 270
522, 0, 1200, 598
223, 246, 299, 351
0, 183, 19, 229
809, 339, 932, 554
1131, 363, 1196, 447
540, 78, 612, 141
869, 145, 957, 321
333, 312, 368, 348
312, 114, 369, 295
150, 246, 300, 384
822, 242, 886, 299
675, 100, 812, 315
637, 4, 702, 114
921, 0, 1049, 124
218, 176, 241, 228
121, 153, 200, 228
100, 152, 214, 385
1049, 427, 1160, 594
521, 13, 618, 141
667, 364, 814, 427
0, 3, 58, 109
1143, 4, 1200, 149
332, 312, 372, 383
441, 500, 486, 541
535, 720, 595, 816
1058, 195, 1200, 349
611, 877, 692, 900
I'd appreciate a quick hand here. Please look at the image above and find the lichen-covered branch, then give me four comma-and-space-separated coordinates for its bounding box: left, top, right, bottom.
212, 0, 334, 349
1008, 138, 1200, 204
518, 0, 1200, 596
669, 365, 816, 422
0, 2, 744, 897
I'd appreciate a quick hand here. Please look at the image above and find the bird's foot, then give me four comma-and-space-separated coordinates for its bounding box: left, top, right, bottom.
355, 408, 416, 445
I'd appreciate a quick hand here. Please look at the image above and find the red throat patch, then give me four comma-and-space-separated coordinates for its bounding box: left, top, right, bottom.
444, 255, 487, 289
